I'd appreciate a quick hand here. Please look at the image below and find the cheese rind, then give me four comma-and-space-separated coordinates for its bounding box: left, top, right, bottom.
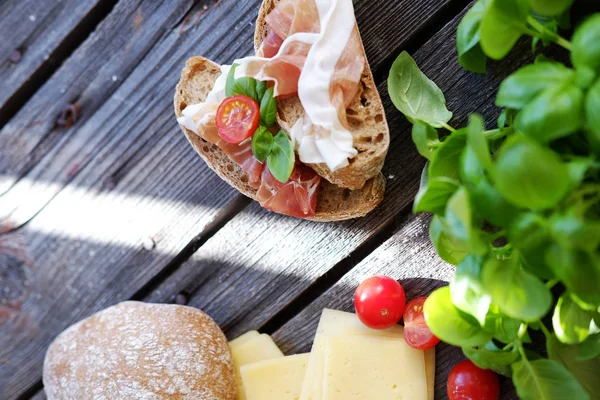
241, 353, 310, 400
323, 335, 428, 400
231, 333, 284, 400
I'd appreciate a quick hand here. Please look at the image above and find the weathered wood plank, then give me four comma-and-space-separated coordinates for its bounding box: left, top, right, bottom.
146, 0, 539, 341
0, 0, 113, 125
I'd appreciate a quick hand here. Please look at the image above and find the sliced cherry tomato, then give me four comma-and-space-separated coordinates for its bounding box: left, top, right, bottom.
354, 276, 406, 330
403, 296, 440, 350
216, 95, 260, 144
447, 360, 500, 400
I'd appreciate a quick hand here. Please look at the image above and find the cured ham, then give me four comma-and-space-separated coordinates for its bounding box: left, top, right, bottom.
257, 163, 321, 218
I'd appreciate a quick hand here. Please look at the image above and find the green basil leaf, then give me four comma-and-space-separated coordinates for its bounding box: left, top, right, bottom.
457, 0, 488, 73
480, 0, 530, 60
412, 120, 441, 161
388, 51, 453, 127
429, 130, 467, 180
482, 256, 552, 321
572, 14, 600, 77
225, 63, 239, 97
567, 157, 593, 189
585, 78, 600, 138
496, 62, 575, 109
553, 293, 594, 345
255, 81, 267, 103
414, 177, 459, 215
470, 179, 521, 228
260, 87, 277, 127
424, 286, 493, 347
548, 335, 599, 398
512, 358, 591, 400
466, 114, 493, 172
445, 188, 473, 246
546, 245, 600, 306
460, 144, 485, 186
267, 131, 294, 183
231, 77, 258, 100
515, 83, 584, 143
577, 333, 600, 360
463, 342, 520, 376
550, 213, 600, 252
251, 126, 274, 163
497, 108, 517, 128
430, 215, 469, 265
507, 213, 554, 279
494, 136, 571, 209
484, 305, 523, 343
529, 0, 574, 17
450, 254, 492, 326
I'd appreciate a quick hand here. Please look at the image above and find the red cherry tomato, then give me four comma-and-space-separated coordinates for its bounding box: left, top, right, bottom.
403, 296, 440, 350
216, 95, 260, 144
354, 276, 406, 330
447, 360, 500, 400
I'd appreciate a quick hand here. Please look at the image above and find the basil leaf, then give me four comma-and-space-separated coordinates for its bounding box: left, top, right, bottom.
512, 358, 590, 400
412, 120, 440, 161
470, 179, 521, 228
466, 114, 493, 172
546, 245, 600, 306
255, 81, 267, 103
463, 342, 520, 376
267, 131, 294, 183
388, 51, 453, 127
414, 176, 459, 215
585, 78, 600, 138
480, 0, 530, 60
572, 14, 600, 77
507, 213, 554, 279
547, 335, 599, 398
496, 62, 575, 109
460, 144, 485, 186
251, 126, 274, 163
529, 0, 574, 17
484, 306, 523, 343
497, 108, 517, 128
553, 293, 594, 345
550, 213, 600, 252
428, 130, 467, 180
450, 254, 492, 326
457, 0, 488, 73
424, 286, 493, 347
567, 157, 593, 189
481, 256, 552, 321
430, 215, 469, 265
225, 63, 239, 97
232, 77, 257, 100
444, 188, 475, 249
260, 87, 277, 127
577, 333, 600, 361
494, 136, 570, 210
515, 82, 584, 143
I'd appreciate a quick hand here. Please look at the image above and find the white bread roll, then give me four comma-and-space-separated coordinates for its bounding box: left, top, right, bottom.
43, 301, 236, 399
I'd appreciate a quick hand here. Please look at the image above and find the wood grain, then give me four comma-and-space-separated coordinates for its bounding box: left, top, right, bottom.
0, 0, 112, 125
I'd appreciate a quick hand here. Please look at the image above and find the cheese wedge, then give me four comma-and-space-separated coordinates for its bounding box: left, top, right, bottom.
299, 309, 435, 400
229, 330, 260, 351
241, 353, 310, 400
323, 335, 427, 400
231, 333, 284, 400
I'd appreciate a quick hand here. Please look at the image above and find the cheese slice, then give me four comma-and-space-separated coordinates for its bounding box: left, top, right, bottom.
300, 309, 435, 400
229, 330, 260, 351
323, 335, 428, 400
241, 353, 310, 400
231, 333, 284, 400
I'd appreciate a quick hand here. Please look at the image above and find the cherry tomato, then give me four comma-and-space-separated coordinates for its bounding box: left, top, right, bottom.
447, 360, 500, 400
403, 296, 440, 350
354, 276, 406, 330
216, 95, 260, 144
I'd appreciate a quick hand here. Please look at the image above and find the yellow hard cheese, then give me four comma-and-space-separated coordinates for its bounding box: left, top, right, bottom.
241, 353, 310, 400
229, 330, 260, 351
323, 335, 427, 400
230, 333, 284, 400
300, 309, 435, 400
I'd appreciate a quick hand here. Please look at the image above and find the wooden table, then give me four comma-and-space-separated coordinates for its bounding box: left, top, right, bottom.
0, 0, 554, 398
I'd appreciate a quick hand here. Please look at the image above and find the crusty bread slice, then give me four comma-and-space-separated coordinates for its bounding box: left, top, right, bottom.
254, 0, 390, 190
174, 56, 385, 222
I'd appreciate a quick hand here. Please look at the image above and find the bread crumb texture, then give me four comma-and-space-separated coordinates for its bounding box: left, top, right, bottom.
43, 301, 236, 399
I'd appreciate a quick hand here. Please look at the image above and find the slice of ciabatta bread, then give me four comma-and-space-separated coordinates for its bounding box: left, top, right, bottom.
174, 56, 385, 222
254, 0, 390, 190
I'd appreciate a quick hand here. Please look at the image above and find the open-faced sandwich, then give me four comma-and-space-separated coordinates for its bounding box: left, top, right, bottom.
174, 0, 390, 221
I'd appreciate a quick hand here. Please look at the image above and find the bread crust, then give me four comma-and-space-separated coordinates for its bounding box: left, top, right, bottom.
174, 56, 385, 221
43, 302, 236, 399
254, 0, 390, 190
